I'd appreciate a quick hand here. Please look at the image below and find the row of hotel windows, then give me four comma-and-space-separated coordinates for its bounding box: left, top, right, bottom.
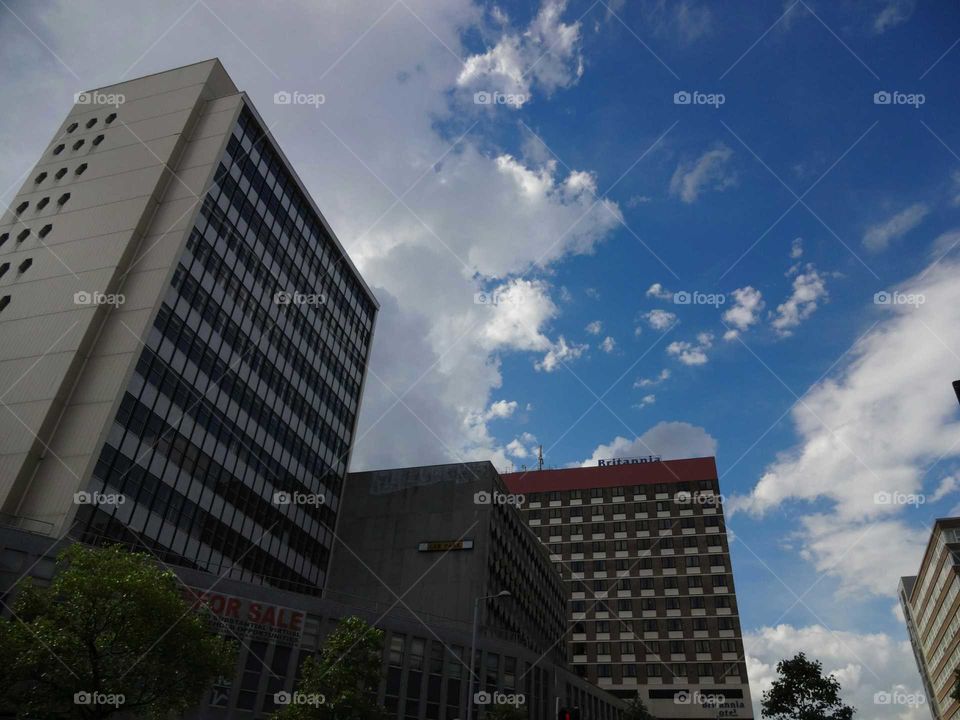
571, 595, 734, 615
538, 516, 724, 537
565, 553, 726, 570
526, 481, 715, 505
570, 575, 732, 595
573, 639, 740, 655
548, 537, 724, 554
571, 616, 740, 636
577, 662, 742, 681
529, 500, 720, 522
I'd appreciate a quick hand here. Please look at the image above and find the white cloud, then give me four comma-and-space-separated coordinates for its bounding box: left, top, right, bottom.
771, 265, 827, 337
929, 228, 960, 260
645, 309, 678, 330
478, 279, 557, 351
635, 394, 656, 409
667, 333, 713, 366
585, 320, 603, 335
506, 432, 538, 459
669, 144, 736, 203
579, 421, 717, 466
585, 287, 601, 299
535, 335, 588, 372
745, 624, 926, 720
634, 369, 670, 388
722, 286, 765, 340
457, 0, 583, 108
483, 399, 518, 420
600, 336, 616, 353
872, 0, 915, 34
791, 237, 804, 259
732, 258, 960, 598
929, 475, 958, 503
863, 203, 929, 252
645, 282, 674, 301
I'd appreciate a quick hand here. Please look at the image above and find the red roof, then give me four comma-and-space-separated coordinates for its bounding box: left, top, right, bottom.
502, 457, 718, 493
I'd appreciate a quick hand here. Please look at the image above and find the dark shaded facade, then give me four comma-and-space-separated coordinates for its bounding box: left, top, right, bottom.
75, 102, 377, 594
327, 461, 624, 719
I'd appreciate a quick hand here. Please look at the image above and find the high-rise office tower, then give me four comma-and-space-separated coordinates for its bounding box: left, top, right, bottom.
0, 60, 377, 594
503, 457, 753, 719
900, 518, 960, 720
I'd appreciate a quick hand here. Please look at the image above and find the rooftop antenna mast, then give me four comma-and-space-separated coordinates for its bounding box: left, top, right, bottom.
538, 445, 544, 471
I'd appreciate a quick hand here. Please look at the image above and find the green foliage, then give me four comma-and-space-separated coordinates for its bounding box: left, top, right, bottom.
622, 694, 656, 720
274, 616, 386, 720
0, 543, 236, 719
952, 668, 960, 703
761, 652, 855, 720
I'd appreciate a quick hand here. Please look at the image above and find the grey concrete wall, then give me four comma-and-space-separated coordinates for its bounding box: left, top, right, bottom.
328, 462, 502, 627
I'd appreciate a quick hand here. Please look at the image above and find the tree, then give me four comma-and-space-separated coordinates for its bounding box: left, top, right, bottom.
952, 667, 960, 704
0, 543, 236, 719
274, 616, 386, 720
761, 652, 855, 720
623, 694, 656, 720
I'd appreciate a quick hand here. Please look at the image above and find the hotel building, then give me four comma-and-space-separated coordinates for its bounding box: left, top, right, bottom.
503, 457, 753, 718
900, 518, 960, 720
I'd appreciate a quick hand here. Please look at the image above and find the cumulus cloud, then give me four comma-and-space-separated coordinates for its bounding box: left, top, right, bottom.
457, 0, 583, 107
483, 399, 518, 420
722, 286, 765, 341
732, 258, 960, 598
478, 279, 558, 351
667, 332, 713, 365
669, 144, 736, 203
745, 624, 926, 720
634, 369, 670, 388
585, 320, 603, 335
600, 336, 616, 353
579, 421, 718, 465
535, 335, 588, 372
644, 309, 678, 330
863, 203, 929, 252
506, 431, 538, 459
791, 237, 804, 259
635, 394, 656, 409
646, 282, 674, 301
770, 265, 827, 337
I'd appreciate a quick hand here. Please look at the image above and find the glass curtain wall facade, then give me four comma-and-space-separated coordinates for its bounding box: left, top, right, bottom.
76, 104, 376, 595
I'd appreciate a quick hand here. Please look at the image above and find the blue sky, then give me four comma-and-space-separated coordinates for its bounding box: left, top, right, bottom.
2, 0, 960, 715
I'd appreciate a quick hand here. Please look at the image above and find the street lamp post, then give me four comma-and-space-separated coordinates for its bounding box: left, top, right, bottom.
466, 590, 511, 720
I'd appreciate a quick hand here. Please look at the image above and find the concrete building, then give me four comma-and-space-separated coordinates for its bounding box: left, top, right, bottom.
329, 461, 624, 720
0, 60, 377, 593
900, 518, 960, 720
503, 458, 754, 719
